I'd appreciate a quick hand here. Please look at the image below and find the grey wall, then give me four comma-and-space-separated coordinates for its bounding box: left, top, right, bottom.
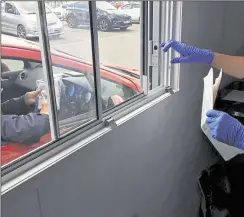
3, 2, 244, 217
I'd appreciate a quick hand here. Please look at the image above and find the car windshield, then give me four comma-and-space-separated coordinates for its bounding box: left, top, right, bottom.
133, 4, 140, 8
96, 2, 116, 10
14, 2, 52, 14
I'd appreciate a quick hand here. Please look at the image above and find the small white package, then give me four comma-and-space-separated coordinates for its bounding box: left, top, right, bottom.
201, 68, 244, 161
36, 76, 63, 110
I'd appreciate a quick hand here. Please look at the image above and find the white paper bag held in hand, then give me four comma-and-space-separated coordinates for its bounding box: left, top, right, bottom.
201, 68, 244, 161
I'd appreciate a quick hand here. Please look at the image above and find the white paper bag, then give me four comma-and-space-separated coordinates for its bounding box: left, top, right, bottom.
201, 68, 244, 161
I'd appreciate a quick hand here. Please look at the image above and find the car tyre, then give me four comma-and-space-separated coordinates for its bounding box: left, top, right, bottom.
17, 25, 27, 39
120, 27, 128, 30
98, 18, 110, 32
67, 16, 77, 28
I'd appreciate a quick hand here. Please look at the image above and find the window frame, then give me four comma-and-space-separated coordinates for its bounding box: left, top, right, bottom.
1, 1, 183, 190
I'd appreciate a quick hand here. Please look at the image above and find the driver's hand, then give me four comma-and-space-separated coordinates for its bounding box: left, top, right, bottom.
40, 100, 49, 115
24, 89, 42, 106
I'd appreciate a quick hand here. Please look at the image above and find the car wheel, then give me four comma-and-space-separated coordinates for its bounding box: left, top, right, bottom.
67, 16, 77, 28
120, 27, 128, 30
98, 18, 110, 32
17, 25, 26, 39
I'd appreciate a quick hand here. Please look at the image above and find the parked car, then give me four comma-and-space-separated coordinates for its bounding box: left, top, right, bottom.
118, 2, 140, 23
1, 34, 142, 165
51, 6, 65, 20
1, 1, 64, 39
65, 1, 132, 31
51, 1, 76, 21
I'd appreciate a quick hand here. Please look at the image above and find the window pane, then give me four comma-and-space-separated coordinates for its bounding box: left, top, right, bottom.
45, 1, 97, 135
1, 59, 24, 71
133, 4, 140, 9
1, 1, 52, 166
96, 1, 143, 111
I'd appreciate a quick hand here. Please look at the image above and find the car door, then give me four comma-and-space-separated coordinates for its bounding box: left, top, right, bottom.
3, 2, 20, 35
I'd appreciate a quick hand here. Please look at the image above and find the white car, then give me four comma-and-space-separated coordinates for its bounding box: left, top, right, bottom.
1, 1, 64, 39
118, 2, 140, 23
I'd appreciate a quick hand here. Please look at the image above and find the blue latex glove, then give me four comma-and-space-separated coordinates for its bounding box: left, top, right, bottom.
160, 40, 214, 65
206, 109, 244, 149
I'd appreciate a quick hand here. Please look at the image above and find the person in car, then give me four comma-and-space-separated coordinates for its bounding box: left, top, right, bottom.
161, 40, 244, 150
1, 60, 50, 145
1, 89, 50, 145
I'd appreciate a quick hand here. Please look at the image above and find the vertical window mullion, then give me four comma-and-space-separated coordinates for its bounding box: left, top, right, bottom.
140, 1, 149, 95
88, 1, 103, 121
0, 3, 2, 148
160, 1, 166, 86
36, 1, 60, 140
151, 1, 160, 89
167, 1, 174, 86
170, 1, 182, 91
148, 1, 153, 91
164, 1, 170, 87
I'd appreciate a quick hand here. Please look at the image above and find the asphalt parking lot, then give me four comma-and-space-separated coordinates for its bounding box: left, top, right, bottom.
50, 23, 141, 69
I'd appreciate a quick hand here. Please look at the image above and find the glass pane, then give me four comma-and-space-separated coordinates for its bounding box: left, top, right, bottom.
1, 1, 53, 166
96, 1, 143, 111
45, 1, 97, 135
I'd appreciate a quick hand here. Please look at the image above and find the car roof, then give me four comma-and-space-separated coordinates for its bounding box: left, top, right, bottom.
1, 34, 89, 62
2, 34, 140, 80
2, 34, 41, 51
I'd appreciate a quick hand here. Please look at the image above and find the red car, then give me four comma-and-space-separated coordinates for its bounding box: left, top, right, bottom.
1, 34, 142, 165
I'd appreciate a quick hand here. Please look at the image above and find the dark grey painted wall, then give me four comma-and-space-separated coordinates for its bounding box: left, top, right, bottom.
3, 2, 244, 217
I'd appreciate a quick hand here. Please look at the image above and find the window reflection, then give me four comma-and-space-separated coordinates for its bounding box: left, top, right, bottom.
1, 0, 143, 166
97, 1, 142, 110
1, 1, 52, 166
46, 1, 97, 134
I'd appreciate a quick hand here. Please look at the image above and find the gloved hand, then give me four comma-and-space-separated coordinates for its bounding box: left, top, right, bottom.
160, 40, 214, 65
206, 109, 244, 149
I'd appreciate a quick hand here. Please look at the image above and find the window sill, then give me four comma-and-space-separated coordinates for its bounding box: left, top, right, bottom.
1, 87, 174, 195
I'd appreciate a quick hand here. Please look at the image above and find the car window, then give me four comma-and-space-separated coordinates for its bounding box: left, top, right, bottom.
66, 3, 75, 9
121, 4, 132, 10
85, 74, 136, 104
101, 78, 124, 99
75, 3, 88, 9
1, 59, 24, 72
101, 78, 135, 101
132, 4, 140, 9
5, 3, 16, 14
